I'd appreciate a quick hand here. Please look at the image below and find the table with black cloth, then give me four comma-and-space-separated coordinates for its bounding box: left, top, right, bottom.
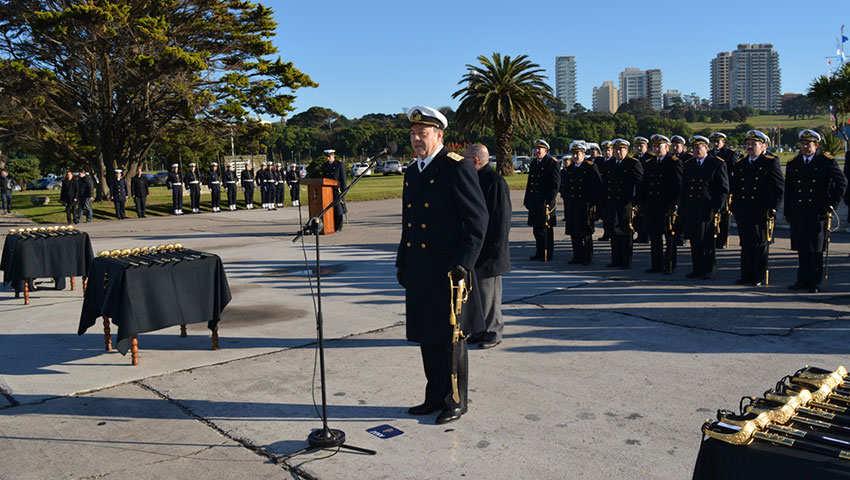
1, 231, 93, 304
77, 251, 231, 365
693, 436, 850, 479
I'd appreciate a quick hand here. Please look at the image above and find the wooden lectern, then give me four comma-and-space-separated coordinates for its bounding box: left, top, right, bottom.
301, 178, 338, 234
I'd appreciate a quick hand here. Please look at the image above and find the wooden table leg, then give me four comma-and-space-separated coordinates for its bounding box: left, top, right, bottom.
103, 316, 112, 351
24, 281, 29, 305
180, 324, 187, 338
70, 277, 75, 291
211, 326, 219, 350
131, 335, 139, 366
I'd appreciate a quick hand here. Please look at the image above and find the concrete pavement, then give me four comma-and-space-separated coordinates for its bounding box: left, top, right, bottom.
1, 190, 850, 479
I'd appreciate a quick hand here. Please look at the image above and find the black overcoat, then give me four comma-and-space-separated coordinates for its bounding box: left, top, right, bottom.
730, 153, 784, 248
322, 160, 348, 215
475, 166, 511, 279
679, 156, 729, 240
561, 160, 602, 236
785, 151, 847, 252
601, 156, 644, 235
639, 153, 683, 235
523, 154, 560, 227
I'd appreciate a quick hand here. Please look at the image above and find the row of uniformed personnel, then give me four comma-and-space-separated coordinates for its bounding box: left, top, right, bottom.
526, 129, 847, 293
165, 161, 301, 215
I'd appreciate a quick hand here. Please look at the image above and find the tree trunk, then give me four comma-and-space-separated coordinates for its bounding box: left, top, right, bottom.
494, 117, 514, 176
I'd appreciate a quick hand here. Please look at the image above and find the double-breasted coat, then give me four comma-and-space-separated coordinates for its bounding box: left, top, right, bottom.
785, 151, 847, 252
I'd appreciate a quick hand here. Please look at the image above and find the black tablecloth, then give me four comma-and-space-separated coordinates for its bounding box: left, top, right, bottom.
77, 253, 231, 355
693, 437, 850, 479
1, 232, 94, 285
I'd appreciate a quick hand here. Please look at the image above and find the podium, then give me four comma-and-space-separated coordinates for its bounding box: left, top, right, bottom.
301, 178, 338, 234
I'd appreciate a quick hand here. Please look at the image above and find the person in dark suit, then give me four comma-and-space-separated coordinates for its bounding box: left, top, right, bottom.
463, 143, 511, 350
0, 169, 12, 214
670, 136, 691, 247
274, 163, 285, 207
240, 162, 255, 209
109, 169, 128, 219
60, 171, 78, 224
524, 138, 560, 261
709, 132, 737, 249
597, 140, 615, 241
730, 130, 784, 286
287, 164, 301, 206
602, 138, 644, 269
185, 163, 202, 213
223, 163, 238, 211
166, 163, 184, 215
130, 167, 149, 218
679, 136, 729, 280
785, 129, 847, 293
396, 105, 487, 425
207, 162, 222, 212
640, 134, 683, 274
76, 171, 93, 222
322, 150, 347, 230
561, 141, 602, 266
632, 136, 652, 244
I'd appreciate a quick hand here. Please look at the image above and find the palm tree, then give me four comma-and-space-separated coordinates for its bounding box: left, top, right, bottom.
808, 63, 850, 137
452, 53, 555, 175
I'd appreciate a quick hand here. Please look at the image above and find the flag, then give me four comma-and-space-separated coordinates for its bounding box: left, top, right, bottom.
843, 35, 849, 43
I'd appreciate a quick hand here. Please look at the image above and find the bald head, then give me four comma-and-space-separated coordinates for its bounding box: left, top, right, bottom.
462, 144, 490, 170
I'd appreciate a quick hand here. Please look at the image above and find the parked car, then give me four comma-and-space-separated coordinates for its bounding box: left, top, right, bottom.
151, 171, 169, 186
513, 155, 531, 173
351, 162, 372, 176
382, 160, 403, 175
48, 180, 62, 190
294, 165, 308, 178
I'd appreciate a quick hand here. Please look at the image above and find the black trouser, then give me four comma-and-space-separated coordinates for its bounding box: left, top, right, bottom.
611, 234, 633, 267
1, 191, 11, 213
797, 251, 824, 288
210, 185, 221, 209
172, 186, 183, 212
533, 225, 554, 260
689, 231, 715, 276
570, 234, 593, 264
419, 341, 468, 411
243, 184, 254, 207
65, 201, 77, 224
716, 210, 731, 248
275, 184, 285, 205
264, 183, 274, 206
114, 200, 125, 219
649, 232, 678, 272
740, 244, 768, 283
189, 185, 200, 210
290, 185, 299, 203
134, 196, 146, 218
226, 184, 237, 207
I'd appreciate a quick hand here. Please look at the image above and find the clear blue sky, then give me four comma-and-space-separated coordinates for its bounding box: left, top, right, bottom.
265, 0, 850, 119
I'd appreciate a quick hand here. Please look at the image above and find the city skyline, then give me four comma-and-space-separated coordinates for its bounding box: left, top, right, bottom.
264, 0, 849, 119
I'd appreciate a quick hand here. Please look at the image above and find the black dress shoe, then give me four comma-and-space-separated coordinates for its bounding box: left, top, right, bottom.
598, 235, 610, 241
809, 286, 821, 293
605, 263, 619, 268
788, 283, 807, 291
529, 255, 542, 260
685, 271, 701, 279
479, 340, 501, 350
751, 281, 764, 287
435, 406, 468, 424
634, 237, 649, 244
734, 278, 751, 285
408, 403, 441, 415
582, 261, 593, 266
466, 336, 483, 345
645, 268, 661, 273
568, 259, 580, 265
620, 264, 631, 270
700, 273, 712, 280
662, 269, 673, 275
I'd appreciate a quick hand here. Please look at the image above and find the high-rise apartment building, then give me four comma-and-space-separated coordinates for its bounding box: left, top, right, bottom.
592, 81, 618, 113
711, 44, 781, 112
555, 56, 577, 112
663, 89, 683, 108
618, 67, 663, 110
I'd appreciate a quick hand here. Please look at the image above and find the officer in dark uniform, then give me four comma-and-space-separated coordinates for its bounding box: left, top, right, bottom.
208, 162, 222, 212
561, 141, 602, 266
640, 134, 683, 274
786, 129, 847, 293
709, 132, 736, 249
185, 163, 202, 213
130, 166, 149, 218
274, 163, 285, 207
586, 142, 601, 162
680, 136, 729, 280
322, 149, 347, 230
632, 136, 652, 244
223, 163, 238, 210
730, 130, 784, 286
597, 140, 615, 241
524, 138, 560, 261
240, 162, 255, 209
670, 135, 691, 247
287, 164, 301, 207
166, 163, 183, 215
109, 169, 128, 219
603, 138, 644, 269
255, 162, 270, 210
396, 105, 487, 425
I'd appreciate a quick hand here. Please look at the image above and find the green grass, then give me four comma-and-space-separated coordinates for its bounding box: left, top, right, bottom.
687, 114, 833, 131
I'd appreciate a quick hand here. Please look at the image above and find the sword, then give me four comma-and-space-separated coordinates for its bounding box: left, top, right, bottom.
825, 207, 838, 290
765, 209, 775, 285
447, 270, 470, 405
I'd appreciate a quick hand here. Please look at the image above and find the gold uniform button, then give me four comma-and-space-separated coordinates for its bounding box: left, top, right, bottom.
421, 243, 426, 248
429, 179, 435, 184
407, 222, 412, 228
421, 223, 427, 229
407, 203, 412, 208
406, 242, 411, 247
405, 182, 409, 186
424, 203, 430, 208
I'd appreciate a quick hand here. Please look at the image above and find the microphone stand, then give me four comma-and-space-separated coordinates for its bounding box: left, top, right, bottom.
290, 144, 395, 455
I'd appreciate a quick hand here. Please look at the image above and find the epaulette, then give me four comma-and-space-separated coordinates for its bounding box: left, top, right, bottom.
447, 152, 463, 162
586, 160, 594, 165
825, 152, 834, 160
736, 155, 746, 163
765, 153, 777, 160
671, 155, 679, 161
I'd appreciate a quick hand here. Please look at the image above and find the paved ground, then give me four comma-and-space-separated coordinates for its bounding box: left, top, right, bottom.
2, 191, 850, 479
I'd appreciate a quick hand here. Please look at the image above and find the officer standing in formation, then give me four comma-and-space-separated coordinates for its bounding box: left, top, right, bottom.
785, 129, 847, 293
680, 136, 729, 279
274, 163, 285, 207
632, 136, 652, 244
130, 166, 149, 218
729, 130, 784, 286
241, 162, 255, 209
185, 163, 202, 213
709, 132, 736, 249
396, 105, 487, 425
166, 163, 184, 215
109, 169, 128, 219
224, 163, 238, 211
463, 143, 511, 350
560, 141, 602, 266
524, 139, 560, 261
603, 138, 644, 269
322, 149, 347, 230
639, 134, 683, 274
208, 162, 222, 212
256, 162, 272, 210
287, 164, 301, 206
597, 140, 615, 241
